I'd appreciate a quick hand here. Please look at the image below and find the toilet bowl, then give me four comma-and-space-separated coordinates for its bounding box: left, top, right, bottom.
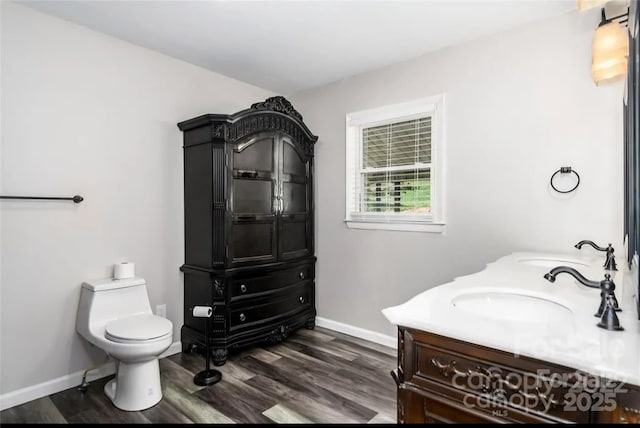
76, 277, 173, 411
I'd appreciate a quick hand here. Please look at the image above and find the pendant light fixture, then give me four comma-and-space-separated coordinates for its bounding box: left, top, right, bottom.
591, 8, 629, 86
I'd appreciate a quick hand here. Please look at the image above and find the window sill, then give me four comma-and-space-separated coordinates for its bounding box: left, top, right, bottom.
344, 220, 446, 233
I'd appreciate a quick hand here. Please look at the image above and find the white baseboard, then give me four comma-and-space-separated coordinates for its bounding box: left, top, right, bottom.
0, 361, 116, 412
315, 317, 397, 349
0, 340, 182, 412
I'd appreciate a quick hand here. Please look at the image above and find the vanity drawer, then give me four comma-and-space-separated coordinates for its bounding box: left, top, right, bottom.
617, 387, 640, 424
230, 263, 313, 301
229, 284, 311, 331
595, 383, 640, 423
401, 328, 589, 423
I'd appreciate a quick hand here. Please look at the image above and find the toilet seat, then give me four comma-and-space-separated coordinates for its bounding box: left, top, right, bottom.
105, 314, 172, 344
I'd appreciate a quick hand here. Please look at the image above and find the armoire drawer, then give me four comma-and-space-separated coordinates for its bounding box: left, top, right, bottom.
229, 285, 311, 331
229, 263, 313, 301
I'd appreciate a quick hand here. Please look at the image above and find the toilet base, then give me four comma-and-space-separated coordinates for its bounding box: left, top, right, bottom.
104, 358, 163, 411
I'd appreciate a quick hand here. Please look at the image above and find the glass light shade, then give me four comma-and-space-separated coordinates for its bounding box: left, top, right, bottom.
593, 57, 627, 85
578, 0, 609, 11
592, 21, 629, 85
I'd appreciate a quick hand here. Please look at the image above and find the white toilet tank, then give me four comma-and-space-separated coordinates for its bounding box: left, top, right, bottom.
77, 277, 153, 341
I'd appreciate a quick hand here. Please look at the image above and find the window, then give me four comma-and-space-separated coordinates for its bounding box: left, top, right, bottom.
345, 95, 445, 232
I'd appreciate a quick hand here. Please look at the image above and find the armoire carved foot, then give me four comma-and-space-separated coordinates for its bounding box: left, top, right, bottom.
181, 340, 194, 354
305, 317, 316, 330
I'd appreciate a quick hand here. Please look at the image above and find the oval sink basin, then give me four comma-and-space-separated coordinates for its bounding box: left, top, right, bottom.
517, 257, 589, 269
451, 292, 573, 324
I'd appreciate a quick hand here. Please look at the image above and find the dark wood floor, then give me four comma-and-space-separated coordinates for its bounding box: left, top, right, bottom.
1, 327, 397, 424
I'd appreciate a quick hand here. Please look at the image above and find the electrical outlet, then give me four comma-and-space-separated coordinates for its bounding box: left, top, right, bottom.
156, 304, 166, 318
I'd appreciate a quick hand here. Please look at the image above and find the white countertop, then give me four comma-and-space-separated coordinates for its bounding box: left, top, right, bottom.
382, 251, 640, 385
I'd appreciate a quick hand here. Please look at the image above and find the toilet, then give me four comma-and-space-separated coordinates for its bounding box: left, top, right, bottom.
76, 276, 173, 411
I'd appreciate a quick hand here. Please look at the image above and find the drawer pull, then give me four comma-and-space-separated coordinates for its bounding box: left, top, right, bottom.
430, 357, 468, 378
431, 359, 570, 410
299, 296, 305, 303
521, 387, 568, 410
299, 272, 305, 279
620, 406, 640, 424
239, 313, 246, 322
240, 284, 247, 293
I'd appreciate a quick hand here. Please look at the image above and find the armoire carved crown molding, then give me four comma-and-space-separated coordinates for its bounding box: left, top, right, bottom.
250, 96, 304, 121
210, 96, 317, 158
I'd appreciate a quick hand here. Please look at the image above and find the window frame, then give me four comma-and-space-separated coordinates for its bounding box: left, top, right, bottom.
345, 95, 446, 233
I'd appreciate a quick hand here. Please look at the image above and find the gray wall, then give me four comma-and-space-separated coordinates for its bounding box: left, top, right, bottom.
291, 9, 624, 338
0, 2, 273, 395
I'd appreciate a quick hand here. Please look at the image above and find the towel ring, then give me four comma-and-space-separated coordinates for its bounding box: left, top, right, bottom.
550, 167, 580, 194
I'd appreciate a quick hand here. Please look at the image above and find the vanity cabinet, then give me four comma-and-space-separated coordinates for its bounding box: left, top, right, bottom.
393, 327, 640, 424
177, 97, 318, 365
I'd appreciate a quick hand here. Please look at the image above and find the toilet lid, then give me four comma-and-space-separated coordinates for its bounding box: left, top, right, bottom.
105, 314, 172, 342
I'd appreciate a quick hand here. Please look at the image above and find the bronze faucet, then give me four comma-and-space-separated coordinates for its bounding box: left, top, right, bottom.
543, 267, 622, 330
574, 240, 617, 271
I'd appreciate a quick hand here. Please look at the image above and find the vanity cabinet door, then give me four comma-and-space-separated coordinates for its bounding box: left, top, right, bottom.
399, 388, 503, 424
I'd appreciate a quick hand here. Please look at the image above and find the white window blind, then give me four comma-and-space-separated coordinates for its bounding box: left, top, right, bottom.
345, 95, 445, 232
350, 115, 433, 220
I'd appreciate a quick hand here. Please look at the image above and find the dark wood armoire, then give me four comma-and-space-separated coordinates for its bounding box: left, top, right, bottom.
177, 96, 317, 365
